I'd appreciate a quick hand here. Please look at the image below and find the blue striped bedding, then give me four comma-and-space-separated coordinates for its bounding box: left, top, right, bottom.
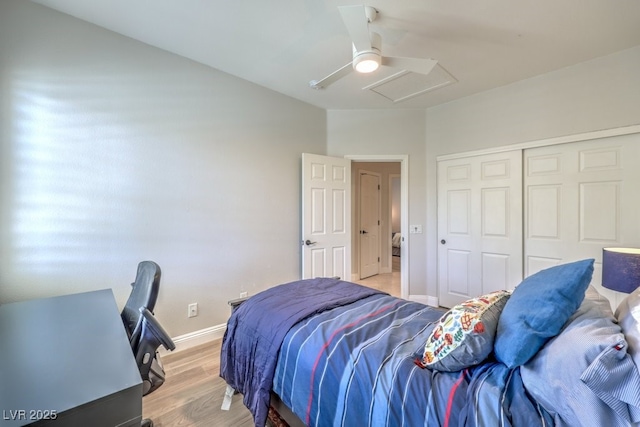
220, 278, 382, 427
272, 293, 551, 426
223, 278, 640, 426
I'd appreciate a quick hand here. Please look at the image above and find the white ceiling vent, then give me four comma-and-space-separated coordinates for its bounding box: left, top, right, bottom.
364, 64, 457, 103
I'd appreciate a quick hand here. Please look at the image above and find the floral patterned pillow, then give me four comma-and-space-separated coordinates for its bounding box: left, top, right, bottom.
419, 290, 510, 372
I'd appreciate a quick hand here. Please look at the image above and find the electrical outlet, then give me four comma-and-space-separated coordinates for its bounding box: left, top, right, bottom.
240, 291, 248, 298
188, 303, 198, 318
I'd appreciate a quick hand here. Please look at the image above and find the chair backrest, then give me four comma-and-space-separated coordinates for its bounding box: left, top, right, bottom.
121, 261, 161, 342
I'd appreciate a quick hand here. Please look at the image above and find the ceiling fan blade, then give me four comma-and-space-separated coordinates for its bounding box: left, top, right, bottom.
309, 62, 353, 89
338, 5, 373, 53
381, 56, 438, 76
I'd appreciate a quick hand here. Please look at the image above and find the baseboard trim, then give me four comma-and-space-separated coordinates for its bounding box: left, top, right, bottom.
160, 295, 441, 355
160, 295, 440, 356
426, 295, 439, 307
158, 323, 226, 355
409, 294, 439, 308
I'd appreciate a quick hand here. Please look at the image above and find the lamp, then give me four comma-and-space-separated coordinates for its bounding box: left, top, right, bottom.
602, 247, 640, 293
353, 52, 380, 73
352, 32, 382, 74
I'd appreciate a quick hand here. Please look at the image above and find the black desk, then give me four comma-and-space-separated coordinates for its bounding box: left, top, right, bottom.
0, 289, 142, 426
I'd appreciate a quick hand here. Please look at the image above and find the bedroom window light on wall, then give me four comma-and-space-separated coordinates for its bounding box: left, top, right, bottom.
602, 247, 640, 293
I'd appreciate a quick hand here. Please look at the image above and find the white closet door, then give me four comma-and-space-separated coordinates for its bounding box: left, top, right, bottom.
438, 150, 523, 308
524, 135, 640, 307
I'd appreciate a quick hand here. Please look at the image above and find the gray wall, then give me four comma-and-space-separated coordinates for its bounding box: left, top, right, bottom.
0, 0, 326, 336
2, 0, 640, 338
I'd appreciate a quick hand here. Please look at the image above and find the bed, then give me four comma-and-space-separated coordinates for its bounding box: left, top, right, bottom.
220, 259, 640, 427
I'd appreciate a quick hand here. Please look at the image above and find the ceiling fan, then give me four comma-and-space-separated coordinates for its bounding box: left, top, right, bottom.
309, 5, 438, 90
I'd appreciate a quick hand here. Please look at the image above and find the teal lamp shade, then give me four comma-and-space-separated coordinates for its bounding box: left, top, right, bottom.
602, 247, 640, 293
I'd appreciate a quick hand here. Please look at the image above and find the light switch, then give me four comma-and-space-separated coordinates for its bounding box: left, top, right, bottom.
410, 225, 423, 234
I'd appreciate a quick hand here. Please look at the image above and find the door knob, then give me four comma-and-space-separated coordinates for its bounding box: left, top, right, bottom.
360, 230, 368, 234
305, 239, 317, 246
440, 239, 446, 244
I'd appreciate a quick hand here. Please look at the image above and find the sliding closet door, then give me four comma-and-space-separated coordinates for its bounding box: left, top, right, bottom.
438, 150, 523, 308
524, 135, 640, 307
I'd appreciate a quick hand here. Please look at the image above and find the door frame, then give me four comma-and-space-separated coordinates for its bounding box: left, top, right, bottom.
345, 154, 409, 299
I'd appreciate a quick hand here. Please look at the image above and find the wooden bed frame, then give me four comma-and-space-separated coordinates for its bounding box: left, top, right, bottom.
268, 393, 304, 427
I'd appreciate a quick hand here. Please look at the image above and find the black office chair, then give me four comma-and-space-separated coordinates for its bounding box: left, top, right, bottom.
121, 261, 175, 427
121, 261, 161, 345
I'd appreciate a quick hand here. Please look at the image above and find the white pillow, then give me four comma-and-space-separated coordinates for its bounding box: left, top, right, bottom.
615, 286, 640, 370
521, 286, 640, 426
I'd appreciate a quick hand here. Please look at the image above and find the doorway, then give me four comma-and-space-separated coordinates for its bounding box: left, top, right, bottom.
349, 158, 405, 298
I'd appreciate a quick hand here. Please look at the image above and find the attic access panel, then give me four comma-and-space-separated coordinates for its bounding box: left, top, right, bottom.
364, 64, 457, 103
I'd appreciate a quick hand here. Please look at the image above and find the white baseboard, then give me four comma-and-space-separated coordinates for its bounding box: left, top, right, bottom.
159, 295, 440, 356
426, 295, 439, 307
158, 323, 226, 356
409, 294, 439, 307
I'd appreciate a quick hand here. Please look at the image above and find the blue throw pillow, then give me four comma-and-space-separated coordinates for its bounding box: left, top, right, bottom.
494, 258, 594, 368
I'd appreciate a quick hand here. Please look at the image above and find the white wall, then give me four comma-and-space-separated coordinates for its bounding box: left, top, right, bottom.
0, 0, 326, 337
424, 46, 640, 300
326, 110, 427, 295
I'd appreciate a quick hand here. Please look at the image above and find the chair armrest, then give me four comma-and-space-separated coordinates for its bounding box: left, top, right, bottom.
135, 308, 174, 396
139, 307, 176, 351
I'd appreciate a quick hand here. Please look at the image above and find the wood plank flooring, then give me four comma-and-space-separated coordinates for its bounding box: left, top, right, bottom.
143, 340, 254, 426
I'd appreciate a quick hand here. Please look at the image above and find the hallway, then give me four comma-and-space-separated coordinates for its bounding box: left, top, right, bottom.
355, 260, 401, 297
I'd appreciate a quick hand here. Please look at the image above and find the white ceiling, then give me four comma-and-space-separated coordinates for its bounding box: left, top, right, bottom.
31, 0, 640, 110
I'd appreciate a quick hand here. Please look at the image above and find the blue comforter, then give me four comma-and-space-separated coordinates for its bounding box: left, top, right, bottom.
273, 293, 553, 427
220, 278, 383, 427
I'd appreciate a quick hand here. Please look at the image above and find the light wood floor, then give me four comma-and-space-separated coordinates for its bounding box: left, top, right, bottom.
143, 340, 254, 426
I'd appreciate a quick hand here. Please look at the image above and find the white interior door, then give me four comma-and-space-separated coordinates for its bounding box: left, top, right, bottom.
438, 150, 523, 308
301, 153, 351, 280
359, 171, 380, 279
524, 135, 640, 307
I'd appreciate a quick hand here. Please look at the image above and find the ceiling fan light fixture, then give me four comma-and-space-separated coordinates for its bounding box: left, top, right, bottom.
353, 52, 380, 73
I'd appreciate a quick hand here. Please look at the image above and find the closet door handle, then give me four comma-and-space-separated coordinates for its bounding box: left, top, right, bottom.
305, 239, 317, 246
440, 239, 446, 245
